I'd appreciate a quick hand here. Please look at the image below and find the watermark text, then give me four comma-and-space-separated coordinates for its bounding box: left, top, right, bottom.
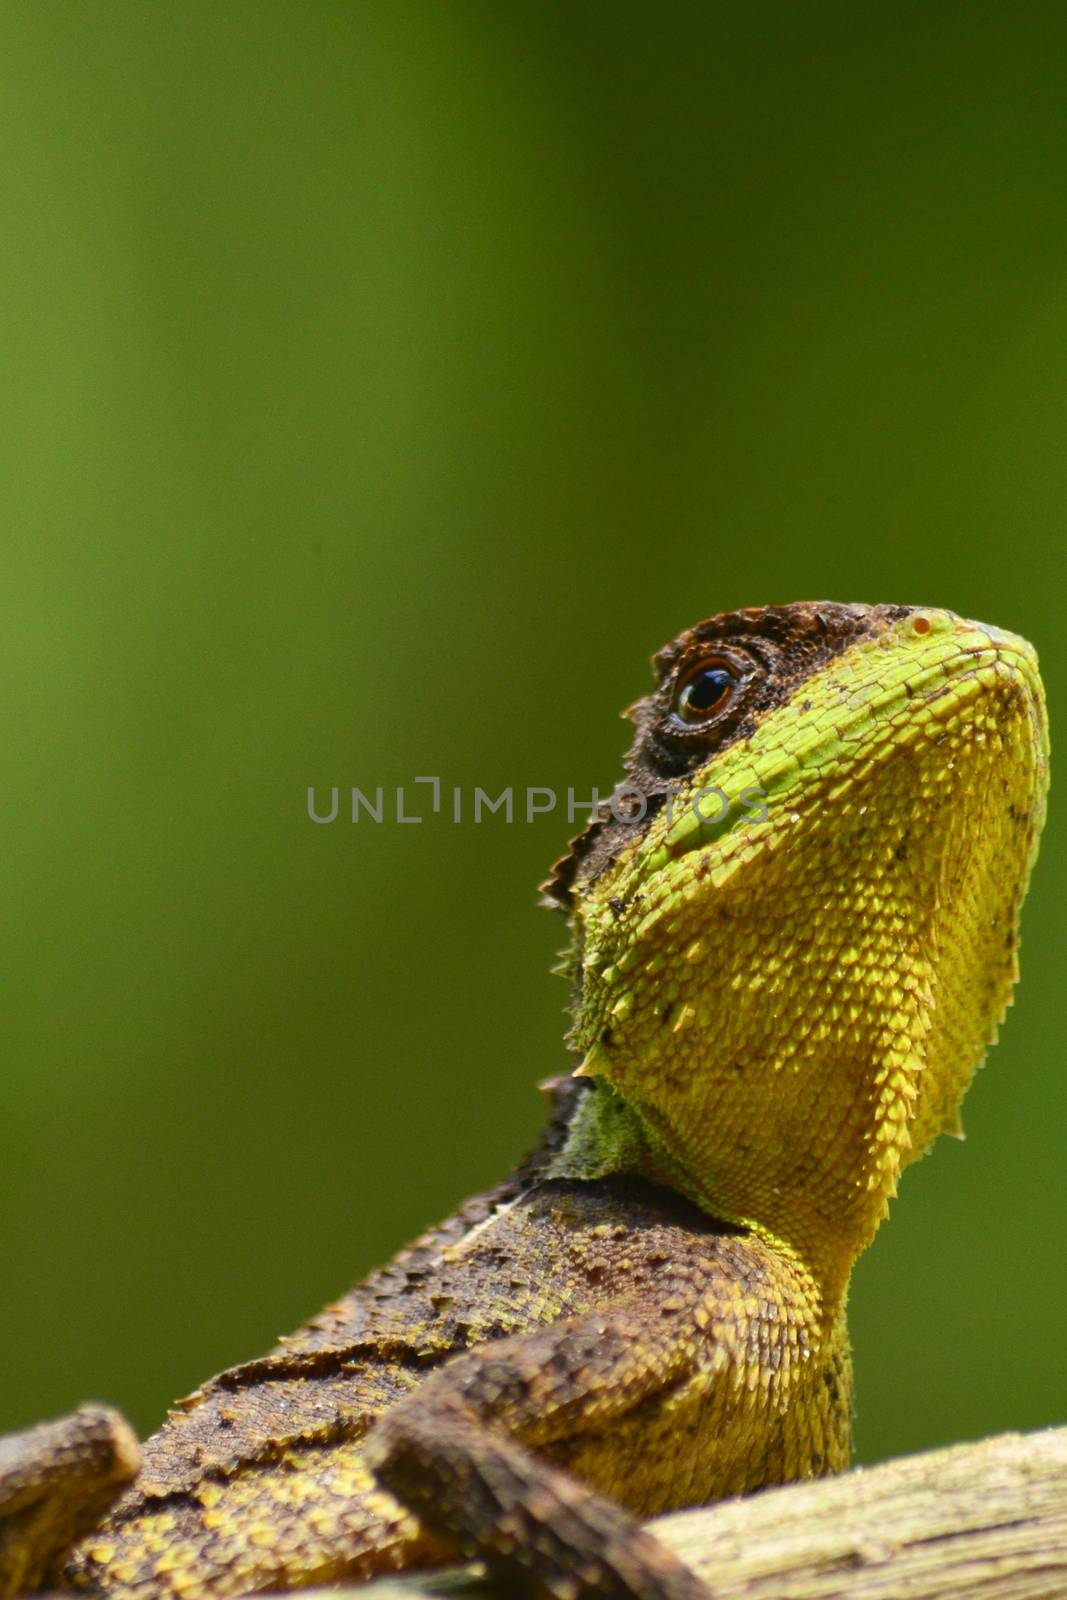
306, 781, 767, 828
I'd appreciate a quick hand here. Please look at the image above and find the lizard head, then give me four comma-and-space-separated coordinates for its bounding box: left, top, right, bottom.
547, 602, 1048, 1289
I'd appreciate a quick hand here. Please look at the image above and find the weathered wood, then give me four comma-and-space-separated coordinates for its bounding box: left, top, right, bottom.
292, 1424, 1067, 1600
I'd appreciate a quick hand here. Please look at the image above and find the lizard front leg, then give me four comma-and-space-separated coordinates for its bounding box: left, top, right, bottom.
0, 1407, 140, 1596
365, 1310, 715, 1600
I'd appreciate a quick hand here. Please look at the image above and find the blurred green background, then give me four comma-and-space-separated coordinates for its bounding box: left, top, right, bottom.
1, 1, 1063, 1468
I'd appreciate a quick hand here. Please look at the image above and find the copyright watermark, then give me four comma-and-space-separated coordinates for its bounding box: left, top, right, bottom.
305, 780, 768, 828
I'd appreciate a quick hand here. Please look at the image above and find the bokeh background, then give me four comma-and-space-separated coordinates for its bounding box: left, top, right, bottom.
2, 2, 1063, 1467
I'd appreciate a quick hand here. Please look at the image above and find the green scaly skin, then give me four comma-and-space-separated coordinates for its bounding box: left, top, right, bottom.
0, 602, 1048, 1600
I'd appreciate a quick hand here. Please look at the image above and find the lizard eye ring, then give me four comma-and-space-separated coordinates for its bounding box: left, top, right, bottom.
671, 654, 746, 727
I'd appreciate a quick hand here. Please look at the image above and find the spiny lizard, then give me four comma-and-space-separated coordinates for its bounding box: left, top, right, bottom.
0, 602, 1049, 1600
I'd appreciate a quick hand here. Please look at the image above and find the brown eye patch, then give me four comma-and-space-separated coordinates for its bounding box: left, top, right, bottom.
542, 601, 913, 911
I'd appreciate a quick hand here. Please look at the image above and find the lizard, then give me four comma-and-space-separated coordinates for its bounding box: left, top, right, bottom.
0, 600, 1049, 1600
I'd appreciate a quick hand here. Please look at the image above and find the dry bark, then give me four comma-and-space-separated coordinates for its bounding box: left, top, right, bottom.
305, 1425, 1067, 1600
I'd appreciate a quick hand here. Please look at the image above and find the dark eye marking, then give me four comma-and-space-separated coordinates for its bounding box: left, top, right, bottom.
670, 653, 751, 730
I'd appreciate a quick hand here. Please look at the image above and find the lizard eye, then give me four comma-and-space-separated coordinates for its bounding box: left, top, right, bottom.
673, 656, 742, 725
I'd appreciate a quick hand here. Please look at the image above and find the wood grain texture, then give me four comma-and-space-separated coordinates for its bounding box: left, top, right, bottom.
306, 1425, 1067, 1600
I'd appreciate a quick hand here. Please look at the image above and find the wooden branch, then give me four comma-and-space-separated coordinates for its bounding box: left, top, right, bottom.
300, 1425, 1067, 1599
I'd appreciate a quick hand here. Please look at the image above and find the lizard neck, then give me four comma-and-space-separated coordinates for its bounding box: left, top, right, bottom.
545, 1078, 846, 1320
544, 1080, 679, 1190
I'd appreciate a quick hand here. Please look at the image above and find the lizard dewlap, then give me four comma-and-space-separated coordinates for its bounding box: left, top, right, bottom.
0, 602, 1048, 1600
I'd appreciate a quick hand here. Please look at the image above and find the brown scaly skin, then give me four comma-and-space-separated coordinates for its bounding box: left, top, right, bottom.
0, 602, 1049, 1600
